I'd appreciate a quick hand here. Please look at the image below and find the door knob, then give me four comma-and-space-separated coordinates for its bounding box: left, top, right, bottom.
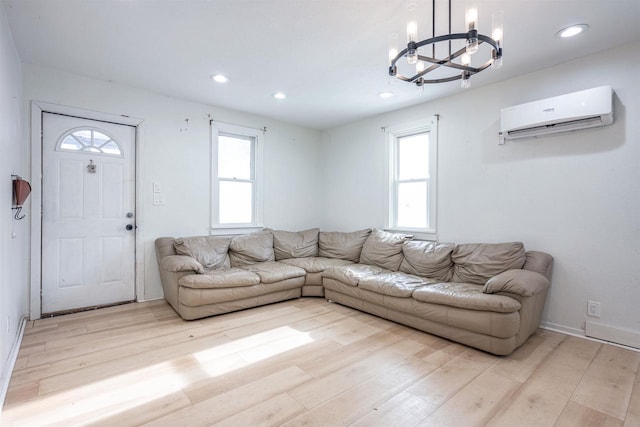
126, 224, 134, 231
126, 212, 134, 218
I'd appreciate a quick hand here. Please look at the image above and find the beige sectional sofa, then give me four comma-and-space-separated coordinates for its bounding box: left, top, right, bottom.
155, 228, 553, 355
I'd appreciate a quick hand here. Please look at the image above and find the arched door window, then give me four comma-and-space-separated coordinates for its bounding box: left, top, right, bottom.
56, 128, 123, 156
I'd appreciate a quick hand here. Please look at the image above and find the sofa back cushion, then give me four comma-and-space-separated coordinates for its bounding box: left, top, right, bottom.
359, 229, 412, 271
229, 231, 275, 267
269, 228, 319, 260
319, 229, 371, 263
452, 242, 526, 285
399, 241, 455, 281
174, 236, 232, 270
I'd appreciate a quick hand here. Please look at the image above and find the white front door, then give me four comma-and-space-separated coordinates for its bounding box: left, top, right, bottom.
41, 112, 136, 314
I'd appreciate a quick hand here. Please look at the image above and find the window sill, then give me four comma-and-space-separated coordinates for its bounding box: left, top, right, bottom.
210, 225, 264, 236
384, 228, 437, 242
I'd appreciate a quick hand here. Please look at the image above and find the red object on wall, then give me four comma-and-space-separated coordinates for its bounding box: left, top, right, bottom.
13, 178, 31, 206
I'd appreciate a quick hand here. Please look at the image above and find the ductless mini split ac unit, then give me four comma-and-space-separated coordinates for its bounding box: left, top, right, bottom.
499, 85, 614, 142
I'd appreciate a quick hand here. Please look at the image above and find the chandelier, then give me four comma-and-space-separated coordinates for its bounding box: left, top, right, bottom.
388, 1, 503, 88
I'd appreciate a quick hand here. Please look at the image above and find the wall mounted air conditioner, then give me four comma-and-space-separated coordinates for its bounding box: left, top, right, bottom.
499, 86, 613, 142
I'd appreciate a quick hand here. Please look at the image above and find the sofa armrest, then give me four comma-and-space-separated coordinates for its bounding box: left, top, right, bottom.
160, 255, 204, 274
483, 269, 549, 297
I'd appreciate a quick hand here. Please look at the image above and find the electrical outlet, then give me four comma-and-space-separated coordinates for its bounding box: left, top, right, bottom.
587, 300, 601, 318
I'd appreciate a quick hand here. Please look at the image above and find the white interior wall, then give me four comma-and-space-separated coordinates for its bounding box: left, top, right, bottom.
22, 64, 323, 300
320, 41, 640, 341
0, 1, 27, 400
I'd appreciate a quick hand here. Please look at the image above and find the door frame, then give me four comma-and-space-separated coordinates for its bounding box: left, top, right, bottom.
30, 101, 145, 320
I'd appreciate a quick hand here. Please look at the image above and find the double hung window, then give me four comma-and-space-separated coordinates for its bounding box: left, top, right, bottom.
211, 123, 263, 230
386, 117, 438, 239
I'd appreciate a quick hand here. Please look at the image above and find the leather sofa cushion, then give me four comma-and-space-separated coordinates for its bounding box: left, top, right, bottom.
160, 255, 204, 274
399, 241, 455, 281
229, 231, 275, 267
323, 264, 387, 287
240, 262, 306, 284
319, 229, 371, 262
452, 242, 526, 285
174, 236, 232, 270
413, 282, 521, 313
359, 272, 431, 298
484, 269, 550, 297
359, 229, 412, 271
269, 228, 319, 260
279, 256, 353, 273
179, 268, 260, 289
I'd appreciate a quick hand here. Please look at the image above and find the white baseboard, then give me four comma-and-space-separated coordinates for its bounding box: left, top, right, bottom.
137, 296, 164, 303
586, 320, 640, 350
0, 317, 27, 409
539, 321, 585, 337
541, 321, 640, 352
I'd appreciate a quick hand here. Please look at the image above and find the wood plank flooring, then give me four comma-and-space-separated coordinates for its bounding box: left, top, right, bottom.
2, 298, 639, 426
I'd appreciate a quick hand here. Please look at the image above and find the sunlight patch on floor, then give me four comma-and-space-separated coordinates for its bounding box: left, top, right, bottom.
194, 326, 314, 376
1, 326, 315, 426
1, 360, 189, 426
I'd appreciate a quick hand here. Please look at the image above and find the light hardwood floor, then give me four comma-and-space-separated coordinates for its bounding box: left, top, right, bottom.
2, 298, 639, 426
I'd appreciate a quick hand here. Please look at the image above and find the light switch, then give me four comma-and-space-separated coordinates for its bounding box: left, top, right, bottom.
153, 181, 162, 193
153, 193, 166, 205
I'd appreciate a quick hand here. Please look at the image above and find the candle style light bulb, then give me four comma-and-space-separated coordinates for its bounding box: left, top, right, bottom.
465, 2, 478, 31
388, 33, 398, 65
406, 3, 418, 64
461, 72, 471, 88
406, 3, 418, 42
491, 11, 504, 69
465, 1, 478, 54
461, 53, 471, 66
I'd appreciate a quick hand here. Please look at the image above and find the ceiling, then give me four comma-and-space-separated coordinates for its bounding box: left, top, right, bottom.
4, 0, 640, 129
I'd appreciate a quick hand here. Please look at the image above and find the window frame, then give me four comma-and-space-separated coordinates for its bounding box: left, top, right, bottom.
385, 116, 438, 240
211, 122, 264, 233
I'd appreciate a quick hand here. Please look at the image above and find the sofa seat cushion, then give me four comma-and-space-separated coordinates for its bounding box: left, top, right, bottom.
179, 278, 303, 307
412, 282, 521, 313
323, 264, 387, 287
358, 272, 432, 298
278, 256, 353, 273
179, 268, 260, 289
240, 261, 306, 284
323, 279, 520, 339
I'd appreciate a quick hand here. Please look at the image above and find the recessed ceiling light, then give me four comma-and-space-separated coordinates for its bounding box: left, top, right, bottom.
272, 92, 286, 100
556, 24, 589, 38
378, 91, 394, 99
211, 74, 230, 83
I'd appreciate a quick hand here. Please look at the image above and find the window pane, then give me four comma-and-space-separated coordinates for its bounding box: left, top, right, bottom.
74, 130, 92, 146
100, 141, 121, 155
396, 181, 427, 229
219, 181, 253, 224
398, 133, 429, 180
218, 135, 252, 180
60, 135, 83, 150
92, 131, 111, 148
